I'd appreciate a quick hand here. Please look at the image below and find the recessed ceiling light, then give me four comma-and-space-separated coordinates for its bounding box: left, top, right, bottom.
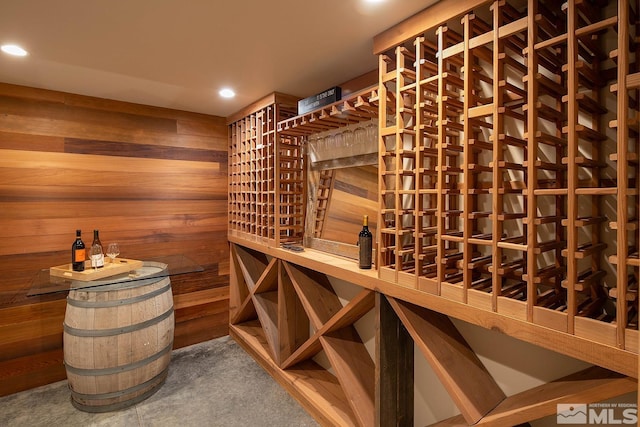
219, 88, 236, 98
1, 44, 28, 57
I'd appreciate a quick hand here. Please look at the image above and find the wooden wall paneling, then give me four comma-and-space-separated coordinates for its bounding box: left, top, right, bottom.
0, 83, 228, 396
319, 167, 378, 244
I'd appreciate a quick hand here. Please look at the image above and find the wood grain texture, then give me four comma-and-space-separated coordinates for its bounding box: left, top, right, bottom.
387, 297, 506, 424
0, 82, 229, 396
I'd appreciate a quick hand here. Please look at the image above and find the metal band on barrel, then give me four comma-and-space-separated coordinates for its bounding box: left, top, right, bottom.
66, 282, 172, 308
64, 341, 173, 376
63, 307, 174, 337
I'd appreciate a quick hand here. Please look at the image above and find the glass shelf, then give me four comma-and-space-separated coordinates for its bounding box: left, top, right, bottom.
28, 254, 204, 296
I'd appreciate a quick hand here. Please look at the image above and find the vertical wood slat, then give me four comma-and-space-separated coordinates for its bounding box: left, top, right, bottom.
375, 293, 414, 427
616, 0, 630, 349
377, 54, 388, 274
436, 25, 447, 292
275, 102, 283, 246
395, 46, 403, 279
566, 0, 579, 335
462, 14, 473, 304
525, 0, 539, 322
415, 37, 425, 285
492, 0, 504, 311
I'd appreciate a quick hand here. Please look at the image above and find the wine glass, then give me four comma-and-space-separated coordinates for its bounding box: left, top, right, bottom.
106, 243, 120, 263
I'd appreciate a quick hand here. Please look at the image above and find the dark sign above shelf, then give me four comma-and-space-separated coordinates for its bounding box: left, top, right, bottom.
279, 85, 380, 137
298, 86, 342, 115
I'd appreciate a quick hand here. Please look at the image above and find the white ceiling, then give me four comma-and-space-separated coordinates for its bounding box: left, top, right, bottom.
0, 0, 437, 118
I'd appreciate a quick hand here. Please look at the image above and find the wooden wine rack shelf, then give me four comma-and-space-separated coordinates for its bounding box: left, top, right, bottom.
376, 0, 640, 352
228, 0, 639, 424
227, 93, 306, 247
229, 239, 637, 426
277, 86, 380, 138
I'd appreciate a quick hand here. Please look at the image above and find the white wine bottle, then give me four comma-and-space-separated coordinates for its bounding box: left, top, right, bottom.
358, 215, 372, 269
91, 229, 104, 269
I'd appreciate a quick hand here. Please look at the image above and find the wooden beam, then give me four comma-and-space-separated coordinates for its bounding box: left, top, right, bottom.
375, 293, 414, 427
434, 366, 636, 426
373, 0, 491, 54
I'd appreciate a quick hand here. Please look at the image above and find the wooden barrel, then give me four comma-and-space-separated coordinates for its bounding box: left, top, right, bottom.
63, 262, 174, 412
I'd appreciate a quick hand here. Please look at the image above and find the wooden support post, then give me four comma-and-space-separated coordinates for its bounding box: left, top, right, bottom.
375, 293, 414, 427
436, 25, 446, 291
525, 0, 539, 322
492, 0, 504, 312
616, 0, 630, 349
566, 0, 578, 335
395, 46, 403, 280
462, 13, 472, 304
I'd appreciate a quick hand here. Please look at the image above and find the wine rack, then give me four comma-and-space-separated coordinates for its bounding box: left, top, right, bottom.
228, 93, 305, 247
377, 0, 639, 351
227, 1, 638, 425
277, 86, 380, 256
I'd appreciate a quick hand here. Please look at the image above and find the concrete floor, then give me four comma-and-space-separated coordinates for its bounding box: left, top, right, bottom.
0, 336, 319, 427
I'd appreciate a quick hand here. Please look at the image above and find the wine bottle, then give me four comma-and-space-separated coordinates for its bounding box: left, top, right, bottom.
358, 215, 372, 269
71, 230, 86, 272
91, 229, 104, 269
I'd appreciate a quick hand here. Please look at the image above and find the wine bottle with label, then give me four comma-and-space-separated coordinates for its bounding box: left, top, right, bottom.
71, 230, 86, 272
358, 215, 372, 269
91, 229, 104, 269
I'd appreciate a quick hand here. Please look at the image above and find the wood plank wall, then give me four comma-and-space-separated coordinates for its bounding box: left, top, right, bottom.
0, 83, 229, 396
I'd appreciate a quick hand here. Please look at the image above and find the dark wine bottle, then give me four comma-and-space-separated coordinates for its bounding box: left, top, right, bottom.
358, 215, 372, 269
91, 229, 104, 269
71, 229, 86, 272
